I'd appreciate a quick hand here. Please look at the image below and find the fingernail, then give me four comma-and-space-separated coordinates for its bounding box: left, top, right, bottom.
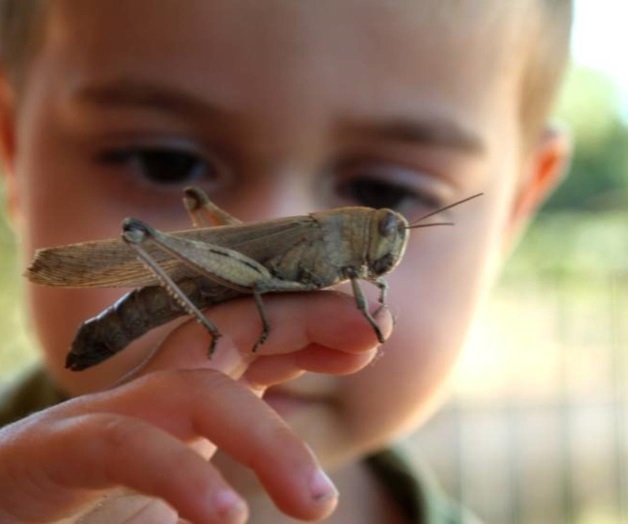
210, 343, 249, 378
309, 468, 338, 503
213, 489, 247, 522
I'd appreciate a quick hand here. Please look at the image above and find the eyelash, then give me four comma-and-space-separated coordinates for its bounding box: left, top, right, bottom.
97, 146, 215, 186
332, 159, 445, 215
335, 177, 442, 214
97, 146, 445, 214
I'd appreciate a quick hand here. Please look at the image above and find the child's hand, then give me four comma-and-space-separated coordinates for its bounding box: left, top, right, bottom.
0, 291, 391, 523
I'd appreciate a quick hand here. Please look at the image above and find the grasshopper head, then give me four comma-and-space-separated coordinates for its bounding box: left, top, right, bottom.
367, 209, 409, 277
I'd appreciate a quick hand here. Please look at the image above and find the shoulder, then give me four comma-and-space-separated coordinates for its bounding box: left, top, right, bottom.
365, 446, 483, 524
0, 365, 67, 428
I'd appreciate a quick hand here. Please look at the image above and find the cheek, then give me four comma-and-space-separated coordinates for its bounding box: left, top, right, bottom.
339, 220, 501, 448
340, 275, 473, 448
16, 134, 126, 258
14, 111, 191, 259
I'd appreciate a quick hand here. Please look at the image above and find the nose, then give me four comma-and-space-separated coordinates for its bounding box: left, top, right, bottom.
224, 170, 320, 222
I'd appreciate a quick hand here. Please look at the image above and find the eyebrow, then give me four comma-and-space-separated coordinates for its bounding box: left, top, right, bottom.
74, 79, 486, 155
74, 79, 230, 120
353, 117, 486, 156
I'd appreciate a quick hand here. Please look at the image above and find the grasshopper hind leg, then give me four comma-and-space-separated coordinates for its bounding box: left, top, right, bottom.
122, 219, 223, 357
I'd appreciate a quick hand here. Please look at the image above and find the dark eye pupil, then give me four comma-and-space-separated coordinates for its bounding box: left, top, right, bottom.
139, 150, 202, 184
342, 179, 410, 210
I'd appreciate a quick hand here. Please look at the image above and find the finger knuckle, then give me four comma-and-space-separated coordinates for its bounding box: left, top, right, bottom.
249, 423, 302, 471
100, 414, 150, 455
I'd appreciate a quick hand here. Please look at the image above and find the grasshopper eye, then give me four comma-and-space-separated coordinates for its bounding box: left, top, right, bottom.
368, 209, 409, 276
378, 210, 399, 237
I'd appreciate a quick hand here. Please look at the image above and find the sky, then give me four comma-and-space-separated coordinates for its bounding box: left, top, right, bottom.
572, 0, 628, 99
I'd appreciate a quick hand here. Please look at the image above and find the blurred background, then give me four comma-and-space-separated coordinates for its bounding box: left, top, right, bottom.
0, 1, 626, 523
406, 2, 628, 523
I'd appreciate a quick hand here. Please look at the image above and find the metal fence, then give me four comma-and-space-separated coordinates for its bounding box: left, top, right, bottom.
408, 270, 628, 524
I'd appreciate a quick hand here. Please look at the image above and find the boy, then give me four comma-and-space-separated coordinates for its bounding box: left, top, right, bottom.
0, 1, 572, 522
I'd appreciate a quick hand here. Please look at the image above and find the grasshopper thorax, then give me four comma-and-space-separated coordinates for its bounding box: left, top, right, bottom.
366, 209, 409, 277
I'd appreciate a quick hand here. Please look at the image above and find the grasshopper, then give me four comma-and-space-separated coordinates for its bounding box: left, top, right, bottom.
26, 187, 481, 371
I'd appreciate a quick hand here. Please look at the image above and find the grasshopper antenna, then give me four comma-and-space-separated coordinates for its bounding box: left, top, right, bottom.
406, 222, 454, 229
406, 192, 483, 230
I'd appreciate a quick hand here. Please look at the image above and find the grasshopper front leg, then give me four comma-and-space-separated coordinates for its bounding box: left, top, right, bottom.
122, 218, 316, 355
347, 270, 388, 344
373, 276, 389, 317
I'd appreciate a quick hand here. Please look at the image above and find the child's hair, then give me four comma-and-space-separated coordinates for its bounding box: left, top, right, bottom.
522, 0, 573, 140
0, 0, 46, 87
0, 0, 572, 139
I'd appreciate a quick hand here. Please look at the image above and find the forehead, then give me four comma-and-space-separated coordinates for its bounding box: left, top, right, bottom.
45, 1, 529, 87
39, 0, 531, 151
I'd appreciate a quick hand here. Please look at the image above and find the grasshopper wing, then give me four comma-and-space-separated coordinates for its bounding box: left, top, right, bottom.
26, 215, 318, 288
27, 234, 175, 288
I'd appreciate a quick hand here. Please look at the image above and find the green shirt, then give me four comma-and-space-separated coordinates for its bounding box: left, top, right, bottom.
0, 365, 479, 523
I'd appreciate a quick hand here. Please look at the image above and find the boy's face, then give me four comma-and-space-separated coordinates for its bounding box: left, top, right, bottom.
2, 0, 565, 471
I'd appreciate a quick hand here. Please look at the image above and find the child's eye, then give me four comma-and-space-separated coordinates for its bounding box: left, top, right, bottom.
334, 161, 445, 215
98, 147, 215, 186
336, 178, 422, 211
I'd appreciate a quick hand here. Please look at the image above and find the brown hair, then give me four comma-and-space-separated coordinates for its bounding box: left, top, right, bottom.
522, 0, 574, 138
0, 0, 573, 136
0, 0, 45, 86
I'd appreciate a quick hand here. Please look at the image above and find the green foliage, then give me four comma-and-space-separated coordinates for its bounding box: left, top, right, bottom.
545, 66, 628, 211
0, 180, 36, 377
505, 210, 628, 282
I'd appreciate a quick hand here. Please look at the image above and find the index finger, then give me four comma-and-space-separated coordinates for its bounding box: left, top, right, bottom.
140, 290, 392, 377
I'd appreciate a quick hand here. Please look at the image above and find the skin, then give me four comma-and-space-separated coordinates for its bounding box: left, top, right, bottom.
0, 0, 570, 522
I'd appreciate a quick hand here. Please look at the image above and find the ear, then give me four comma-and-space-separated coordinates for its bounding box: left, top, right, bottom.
0, 67, 19, 227
503, 124, 571, 247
